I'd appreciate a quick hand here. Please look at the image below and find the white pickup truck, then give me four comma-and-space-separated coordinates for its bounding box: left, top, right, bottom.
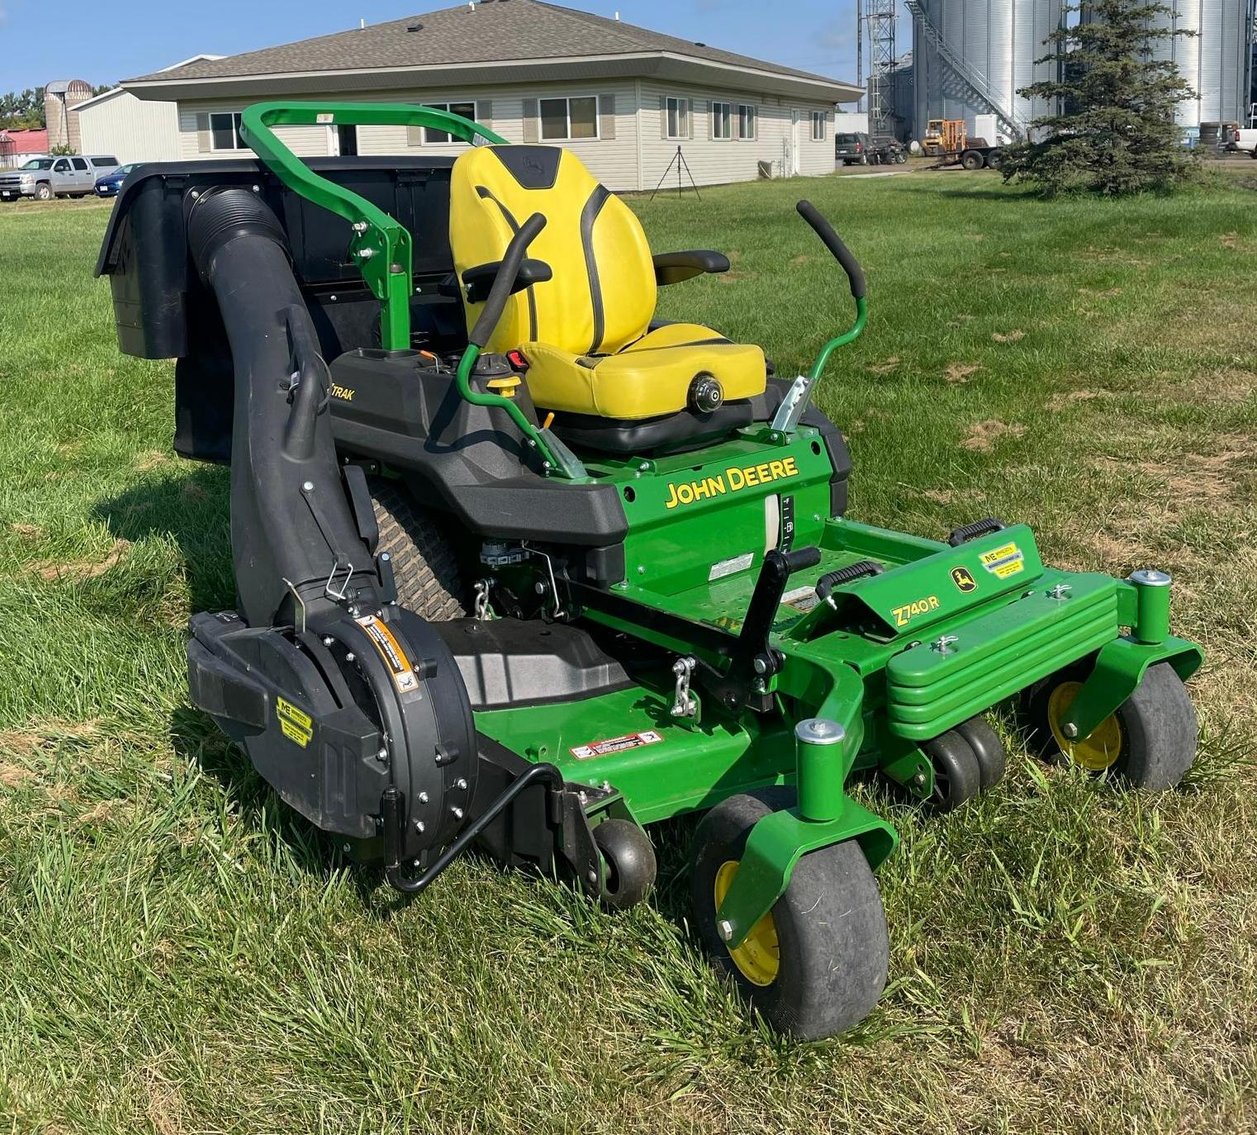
0, 153, 120, 201
1223, 127, 1257, 157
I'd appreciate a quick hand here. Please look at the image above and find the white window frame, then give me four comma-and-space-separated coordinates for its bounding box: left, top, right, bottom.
737, 103, 757, 141
811, 110, 827, 142
420, 102, 477, 145
665, 96, 691, 141
209, 111, 246, 152
538, 95, 601, 142
711, 100, 733, 141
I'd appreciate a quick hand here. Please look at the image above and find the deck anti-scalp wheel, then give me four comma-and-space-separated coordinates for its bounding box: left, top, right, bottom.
923, 729, 982, 813
689, 793, 889, 1040
1024, 661, 1198, 790
955, 716, 1007, 791
593, 819, 657, 910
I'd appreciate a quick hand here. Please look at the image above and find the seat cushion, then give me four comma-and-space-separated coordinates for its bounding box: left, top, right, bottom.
522, 324, 767, 421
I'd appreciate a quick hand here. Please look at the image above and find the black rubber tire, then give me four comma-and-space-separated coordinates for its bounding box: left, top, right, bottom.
986, 150, 1004, 170
689, 793, 889, 1040
923, 730, 982, 812
1024, 662, 1198, 791
368, 478, 465, 621
955, 716, 1006, 791
593, 819, 657, 910
34, 183, 52, 201
961, 151, 984, 171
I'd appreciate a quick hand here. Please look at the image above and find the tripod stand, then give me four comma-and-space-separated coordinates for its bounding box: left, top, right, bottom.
650, 145, 701, 200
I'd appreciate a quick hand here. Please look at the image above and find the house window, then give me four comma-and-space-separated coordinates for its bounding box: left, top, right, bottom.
811, 110, 827, 142
422, 102, 476, 144
665, 96, 691, 140
711, 101, 732, 140
539, 96, 599, 141
209, 112, 245, 151
737, 104, 757, 140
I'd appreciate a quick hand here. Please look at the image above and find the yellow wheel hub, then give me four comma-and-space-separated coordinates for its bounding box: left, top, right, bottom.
1048, 681, 1124, 771
713, 860, 780, 987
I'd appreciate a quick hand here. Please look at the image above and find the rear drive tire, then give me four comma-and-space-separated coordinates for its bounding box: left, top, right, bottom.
594, 819, 657, 910
690, 793, 889, 1040
961, 151, 984, 171
985, 150, 1004, 170
369, 477, 466, 620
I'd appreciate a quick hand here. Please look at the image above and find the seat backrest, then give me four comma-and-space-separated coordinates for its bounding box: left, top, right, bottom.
450, 146, 657, 356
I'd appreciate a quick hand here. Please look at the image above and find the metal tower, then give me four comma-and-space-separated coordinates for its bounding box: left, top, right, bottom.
860, 0, 899, 143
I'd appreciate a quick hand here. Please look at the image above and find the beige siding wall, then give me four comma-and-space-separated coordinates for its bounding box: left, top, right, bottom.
171, 83, 837, 189
638, 81, 835, 187
177, 100, 330, 160
356, 80, 639, 190
76, 91, 182, 163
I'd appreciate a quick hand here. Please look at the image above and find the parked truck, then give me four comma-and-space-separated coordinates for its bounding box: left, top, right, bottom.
922, 118, 1005, 171
1223, 125, 1257, 157
0, 153, 119, 201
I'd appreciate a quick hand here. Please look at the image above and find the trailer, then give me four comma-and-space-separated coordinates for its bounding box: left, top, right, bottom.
922, 118, 1005, 171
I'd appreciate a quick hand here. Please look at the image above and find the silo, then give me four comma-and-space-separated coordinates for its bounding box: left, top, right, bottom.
44, 80, 93, 152
1142, 1, 1251, 127
911, 0, 1065, 142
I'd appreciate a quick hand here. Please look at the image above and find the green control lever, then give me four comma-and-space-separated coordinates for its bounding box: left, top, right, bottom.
771, 200, 869, 434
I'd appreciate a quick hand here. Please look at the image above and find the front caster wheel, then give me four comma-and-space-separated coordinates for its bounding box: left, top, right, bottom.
593, 819, 656, 910
923, 730, 982, 812
689, 794, 889, 1040
1024, 662, 1198, 790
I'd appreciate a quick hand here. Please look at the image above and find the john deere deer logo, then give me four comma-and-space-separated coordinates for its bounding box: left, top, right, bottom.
951, 567, 978, 594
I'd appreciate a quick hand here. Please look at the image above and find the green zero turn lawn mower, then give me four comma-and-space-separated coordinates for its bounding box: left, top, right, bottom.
97, 103, 1203, 1040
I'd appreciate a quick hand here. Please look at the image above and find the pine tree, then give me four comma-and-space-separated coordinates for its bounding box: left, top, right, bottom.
1002, 0, 1198, 196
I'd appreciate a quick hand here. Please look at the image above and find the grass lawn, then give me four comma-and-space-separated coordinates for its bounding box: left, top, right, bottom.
1, 172, 1255, 1134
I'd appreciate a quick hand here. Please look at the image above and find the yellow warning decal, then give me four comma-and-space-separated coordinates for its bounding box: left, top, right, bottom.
979, 542, 1026, 580
276, 697, 313, 748
356, 615, 420, 694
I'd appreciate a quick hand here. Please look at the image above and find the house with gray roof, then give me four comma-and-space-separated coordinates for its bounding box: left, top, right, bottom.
122, 0, 859, 190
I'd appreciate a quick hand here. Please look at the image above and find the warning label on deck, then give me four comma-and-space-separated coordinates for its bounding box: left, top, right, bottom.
276, 697, 314, 749
570, 731, 664, 760
979, 542, 1026, 580
781, 585, 821, 614
356, 615, 420, 693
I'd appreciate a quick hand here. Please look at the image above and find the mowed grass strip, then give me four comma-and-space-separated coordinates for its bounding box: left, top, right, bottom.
0, 174, 1254, 1134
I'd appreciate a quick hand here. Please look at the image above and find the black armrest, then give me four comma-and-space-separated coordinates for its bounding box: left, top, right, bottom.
462, 258, 552, 304
653, 250, 730, 286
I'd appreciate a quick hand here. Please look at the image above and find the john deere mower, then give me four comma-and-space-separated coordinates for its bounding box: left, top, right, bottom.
97, 103, 1202, 1040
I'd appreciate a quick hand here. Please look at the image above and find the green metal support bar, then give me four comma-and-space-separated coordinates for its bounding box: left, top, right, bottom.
809, 296, 868, 381
240, 101, 507, 352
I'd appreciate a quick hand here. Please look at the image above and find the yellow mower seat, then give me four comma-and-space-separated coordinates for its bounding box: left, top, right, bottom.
449, 146, 766, 422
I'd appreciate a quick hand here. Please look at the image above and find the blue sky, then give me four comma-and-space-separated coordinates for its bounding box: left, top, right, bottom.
0, 0, 908, 94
